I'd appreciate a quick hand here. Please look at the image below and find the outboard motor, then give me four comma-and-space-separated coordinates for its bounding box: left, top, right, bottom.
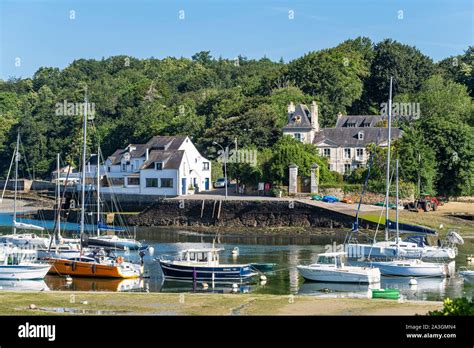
446, 230, 464, 245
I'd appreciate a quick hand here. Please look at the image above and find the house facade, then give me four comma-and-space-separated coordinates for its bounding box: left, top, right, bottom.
101, 136, 211, 196
282, 102, 402, 174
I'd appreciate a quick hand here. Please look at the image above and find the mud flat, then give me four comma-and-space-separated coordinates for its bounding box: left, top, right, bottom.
0, 291, 442, 316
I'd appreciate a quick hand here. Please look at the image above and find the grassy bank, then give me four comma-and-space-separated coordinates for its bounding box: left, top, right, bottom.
0, 291, 442, 316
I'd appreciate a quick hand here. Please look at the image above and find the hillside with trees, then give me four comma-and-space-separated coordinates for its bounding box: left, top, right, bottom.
0, 38, 472, 197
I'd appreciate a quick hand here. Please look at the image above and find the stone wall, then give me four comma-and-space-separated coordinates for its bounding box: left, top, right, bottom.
125, 199, 375, 229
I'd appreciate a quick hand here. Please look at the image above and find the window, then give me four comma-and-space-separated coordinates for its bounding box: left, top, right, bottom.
358, 131, 364, 140
107, 166, 111, 173
160, 178, 173, 188
344, 148, 351, 159
154, 162, 163, 170
127, 177, 140, 186
202, 162, 210, 171
344, 164, 351, 173
146, 178, 158, 187
121, 163, 127, 172
323, 148, 331, 157
294, 133, 301, 141
356, 148, 364, 158
109, 178, 124, 186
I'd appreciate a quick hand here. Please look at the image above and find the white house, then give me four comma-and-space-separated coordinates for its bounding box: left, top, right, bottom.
101, 136, 211, 196
282, 102, 403, 174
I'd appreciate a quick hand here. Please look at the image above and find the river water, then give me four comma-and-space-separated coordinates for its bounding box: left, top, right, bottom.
1, 214, 473, 301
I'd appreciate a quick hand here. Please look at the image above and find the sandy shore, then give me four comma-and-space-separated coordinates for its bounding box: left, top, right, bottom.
0, 291, 442, 316
0, 197, 50, 214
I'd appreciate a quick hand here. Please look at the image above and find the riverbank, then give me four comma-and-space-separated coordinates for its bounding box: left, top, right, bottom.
0, 291, 442, 316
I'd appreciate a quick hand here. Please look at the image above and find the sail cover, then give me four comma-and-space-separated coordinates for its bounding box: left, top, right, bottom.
98, 222, 125, 232
386, 220, 437, 235
13, 220, 45, 231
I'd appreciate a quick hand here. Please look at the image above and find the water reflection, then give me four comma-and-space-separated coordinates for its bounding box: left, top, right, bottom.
44, 276, 144, 292
0, 226, 472, 301
0, 280, 49, 291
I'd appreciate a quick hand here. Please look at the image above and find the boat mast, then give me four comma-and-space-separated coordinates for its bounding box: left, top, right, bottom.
80, 92, 88, 252
56, 153, 61, 241
13, 132, 20, 235
384, 77, 393, 241
395, 158, 399, 245
96, 145, 100, 237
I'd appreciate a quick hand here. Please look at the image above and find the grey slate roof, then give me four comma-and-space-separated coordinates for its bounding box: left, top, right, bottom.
335, 115, 383, 128
313, 127, 402, 147
282, 104, 313, 130
140, 150, 185, 170
108, 136, 187, 165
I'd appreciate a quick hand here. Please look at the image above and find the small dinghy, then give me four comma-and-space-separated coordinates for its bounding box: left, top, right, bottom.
250, 263, 276, 273
297, 252, 381, 284
371, 288, 400, 300
459, 268, 474, 283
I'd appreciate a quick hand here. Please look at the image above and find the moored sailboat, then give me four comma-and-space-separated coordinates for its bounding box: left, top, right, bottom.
47, 92, 144, 279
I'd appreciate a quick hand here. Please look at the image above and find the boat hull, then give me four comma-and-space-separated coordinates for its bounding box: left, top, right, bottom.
371, 261, 448, 277
0, 264, 51, 280
297, 265, 380, 284
159, 260, 256, 281
47, 258, 143, 279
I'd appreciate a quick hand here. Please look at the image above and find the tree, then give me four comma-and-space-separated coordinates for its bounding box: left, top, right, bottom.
268, 136, 330, 185
415, 76, 474, 197
366, 39, 434, 105
286, 46, 369, 126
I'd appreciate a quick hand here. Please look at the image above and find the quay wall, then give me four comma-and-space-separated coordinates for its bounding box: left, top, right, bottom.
125, 200, 375, 229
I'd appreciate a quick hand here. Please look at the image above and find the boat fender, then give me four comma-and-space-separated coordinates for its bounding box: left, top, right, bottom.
92, 264, 96, 274
72, 262, 76, 271
116, 256, 123, 264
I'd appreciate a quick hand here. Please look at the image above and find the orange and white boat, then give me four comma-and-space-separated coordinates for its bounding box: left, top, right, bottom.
48, 255, 143, 279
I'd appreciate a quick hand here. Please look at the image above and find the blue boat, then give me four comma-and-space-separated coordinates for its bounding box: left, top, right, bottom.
158, 248, 257, 281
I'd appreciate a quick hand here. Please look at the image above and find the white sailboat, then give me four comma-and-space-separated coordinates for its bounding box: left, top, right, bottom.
297, 252, 381, 284
0, 132, 49, 249
87, 146, 143, 251
48, 92, 144, 279
345, 77, 459, 261
370, 160, 453, 278
37, 154, 83, 260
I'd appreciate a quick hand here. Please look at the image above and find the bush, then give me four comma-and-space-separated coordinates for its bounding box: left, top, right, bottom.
429, 298, 474, 316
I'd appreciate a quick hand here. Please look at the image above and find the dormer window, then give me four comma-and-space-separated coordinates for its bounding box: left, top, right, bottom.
155, 162, 163, 170
358, 131, 364, 140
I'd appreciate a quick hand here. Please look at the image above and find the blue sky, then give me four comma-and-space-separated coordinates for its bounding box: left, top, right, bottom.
1, 0, 473, 79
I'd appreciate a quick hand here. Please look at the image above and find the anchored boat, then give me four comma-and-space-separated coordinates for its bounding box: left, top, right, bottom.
0, 244, 51, 280
158, 247, 257, 281
370, 259, 452, 277
47, 93, 144, 280
48, 254, 143, 279
297, 252, 381, 284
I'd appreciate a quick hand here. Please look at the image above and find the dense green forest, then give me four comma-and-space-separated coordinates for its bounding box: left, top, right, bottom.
0, 37, 473, 197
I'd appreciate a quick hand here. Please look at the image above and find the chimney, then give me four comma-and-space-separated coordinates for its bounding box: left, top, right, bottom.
288, 101, 295, 115
310, 101, 319, 132
145, 148, 149, 161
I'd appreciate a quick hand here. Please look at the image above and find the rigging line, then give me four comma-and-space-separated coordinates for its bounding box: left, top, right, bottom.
0, 146, 15, 204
